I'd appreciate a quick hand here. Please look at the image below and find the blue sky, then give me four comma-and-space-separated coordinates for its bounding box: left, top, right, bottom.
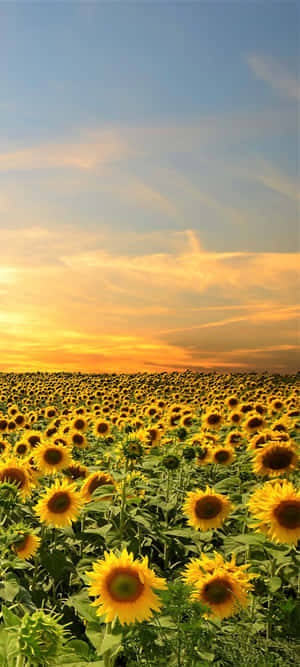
0, 1, 299, 372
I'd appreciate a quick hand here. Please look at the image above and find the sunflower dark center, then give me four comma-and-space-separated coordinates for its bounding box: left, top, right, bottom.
89, 476, 110, 494
248, 417, 262, 429
0, 467, 26, 488
74, 419, 85, 430
107, 568, 144, 602
215, 450, 230, 463
274, 500, 300, 529
44, 448, 63, 465
15, 416, 25, 425
48, 491, 71, 513
66, 465, 86, 479
16, 534, 29, 551
195, 496, 222, 520
17, 444, 27, 454
73, 433, 84, 445
97, 423, 108, 434
207, 414, 221, 425
255, 436, 266, 447
203, 578, 232, 605
28, 436, 40, 446
263, 447, 293, 470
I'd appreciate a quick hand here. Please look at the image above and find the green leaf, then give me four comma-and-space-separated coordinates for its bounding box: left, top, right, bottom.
165, 528, 194, 538
66, 590, 100, 624
83, 524, 112, 538
65, 640, 90, 659
0, 576, 19, 602
0, 626, 19, 667
269, 576, 282, 593
1, 606, 20, 628
85, 622, 105, 653
225, 533, 266, 546
40, 547, 70, 581
99, 633, 122, 656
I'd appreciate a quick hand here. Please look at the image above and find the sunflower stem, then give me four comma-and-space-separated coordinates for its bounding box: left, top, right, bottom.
79, 513, 85, 557
266, 558, 275, 640
119, 459, 128, 542
16, 655, 25, 667
163, 471, 171, 570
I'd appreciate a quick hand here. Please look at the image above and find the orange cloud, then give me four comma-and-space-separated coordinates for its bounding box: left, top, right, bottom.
0, 227, 298, 373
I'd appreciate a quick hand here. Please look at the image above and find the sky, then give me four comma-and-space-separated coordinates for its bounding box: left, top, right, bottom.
0, 0, 299, 374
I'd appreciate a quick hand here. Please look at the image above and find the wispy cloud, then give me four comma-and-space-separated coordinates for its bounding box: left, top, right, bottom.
247, 54, 300, 100
0, 130, 130, 172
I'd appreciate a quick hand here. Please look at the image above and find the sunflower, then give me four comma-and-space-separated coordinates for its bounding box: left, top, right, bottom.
225, 396, 239, 409
123, 437, 144, 460
145, 405, 158, 418
86, 548, 167, 625
180, 413, 194, 428
252, 441, 298, 477
229, 411, 243, 426
94, 420, 110, 438
211, 446, 235, 466
167, 412, 181, 429
71, 416, 88, 432
182, 551, 255, 619
45, 407, 57, 419
0, 418, 8, 433
34, 478, 83, 528
202, 409, 223, 431
182, 486, 233, 531
64, 463, 89, 482
225, 431, 243, 448
248, 479, 300, 545
195, 445, 212, 465
163, 454, 180, 470
26, 431, 42, 448
182, 446, 196, 461
14, 440, 31, 457
182, 551, 253, 586
143, 427, 161, 448
15, 413, 26, 428
271, 419, 288, 434
69, 430, 88, 448
0, 440, 10, 457
191, 570, 250, 619
13, 532, 41, 560
81, 471, 116, 502
243, 412, 266, 434
247, 430, 274, 451
34, 443, 73, 475
0, 457, 34, 499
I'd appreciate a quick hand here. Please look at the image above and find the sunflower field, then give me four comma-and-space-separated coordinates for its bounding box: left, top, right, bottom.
0, 370, 299, 666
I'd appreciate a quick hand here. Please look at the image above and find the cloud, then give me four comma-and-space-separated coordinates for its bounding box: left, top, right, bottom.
247, 54, 300, 100
0, 226, 299, 373
61, 240, 299, 297
0, 130, 130, 172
